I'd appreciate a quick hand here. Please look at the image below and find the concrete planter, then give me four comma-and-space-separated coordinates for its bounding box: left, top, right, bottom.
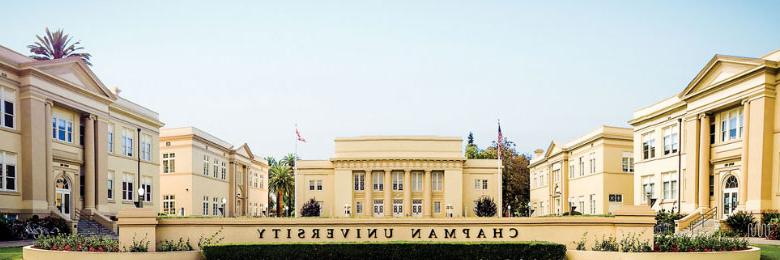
566, 247, 760, 260
22, 246, 203, 260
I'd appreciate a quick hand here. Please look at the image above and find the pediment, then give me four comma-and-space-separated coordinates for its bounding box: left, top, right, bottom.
234, 143, 255, 159
29, 58, 116, 100
679, 55, 763, 100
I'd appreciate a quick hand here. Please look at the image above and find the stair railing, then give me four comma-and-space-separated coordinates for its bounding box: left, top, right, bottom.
688, 206, 718, 233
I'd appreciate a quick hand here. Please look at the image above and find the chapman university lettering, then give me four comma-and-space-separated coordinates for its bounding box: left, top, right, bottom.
257, 227, 521, 240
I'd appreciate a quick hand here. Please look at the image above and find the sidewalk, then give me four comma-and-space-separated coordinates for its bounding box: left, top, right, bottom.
747, 237, 780, 246
0, 240, 33, 248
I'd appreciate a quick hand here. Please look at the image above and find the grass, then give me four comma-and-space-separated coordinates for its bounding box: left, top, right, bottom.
755, 244, 780, 260
0, 247, 22, 260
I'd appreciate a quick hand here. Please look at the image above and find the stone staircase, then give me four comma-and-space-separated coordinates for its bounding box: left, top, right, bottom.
77, 219, 117, 239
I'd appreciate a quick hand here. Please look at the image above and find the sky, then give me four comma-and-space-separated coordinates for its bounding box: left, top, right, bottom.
2, 1, 778, 160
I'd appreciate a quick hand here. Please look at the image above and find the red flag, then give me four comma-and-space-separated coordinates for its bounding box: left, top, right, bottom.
296, 128, 306, 143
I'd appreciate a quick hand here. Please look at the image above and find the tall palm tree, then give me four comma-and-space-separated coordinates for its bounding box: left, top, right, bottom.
280, 153, 298, 169
268, 165, 294, 217
27, 28, 92, 65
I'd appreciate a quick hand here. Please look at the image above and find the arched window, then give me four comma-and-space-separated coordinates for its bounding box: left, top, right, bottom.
725, 176, 738, 189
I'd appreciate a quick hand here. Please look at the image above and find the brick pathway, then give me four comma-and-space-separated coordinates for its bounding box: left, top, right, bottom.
0, 240, 33, 248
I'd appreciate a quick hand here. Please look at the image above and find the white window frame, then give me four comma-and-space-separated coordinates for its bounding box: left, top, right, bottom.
432, 172, 443, 192
0, 87, 16, 129
412, 199, 422, 216
141, 134, 152, 161
411, 172, 423, 192
622, 152, 634, 172
0, 151, 17, 192
354, 172, 365, 191
372, 172, 384, 191
162, 153, 176, 173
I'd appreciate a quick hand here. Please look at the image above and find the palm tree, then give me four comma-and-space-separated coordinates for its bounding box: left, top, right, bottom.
268, 165, 294, 217
27, 28, 92, 65
280, 153, 298, 169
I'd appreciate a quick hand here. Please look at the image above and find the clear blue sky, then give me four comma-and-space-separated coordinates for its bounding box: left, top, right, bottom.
2, 1, 778, 159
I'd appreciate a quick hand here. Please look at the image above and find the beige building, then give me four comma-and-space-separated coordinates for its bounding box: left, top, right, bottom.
295, 136, 501, 218
630, 49, 780, 219
529, 126, 634, 216
0, 45, 163, 226
159, 127, 269, 217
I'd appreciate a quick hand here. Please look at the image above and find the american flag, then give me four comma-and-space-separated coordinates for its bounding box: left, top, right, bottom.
296, 127, 306, 143
497, 120, 502, 161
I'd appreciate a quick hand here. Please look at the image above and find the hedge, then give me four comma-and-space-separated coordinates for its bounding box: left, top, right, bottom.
202, 241, 566, 260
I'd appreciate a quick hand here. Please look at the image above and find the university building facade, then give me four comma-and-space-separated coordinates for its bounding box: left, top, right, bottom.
0, 45, 163, 227
529, 126, 634, 216
630, 49, 780, 219
159, 127, 269, 217
295, 136, 501, 218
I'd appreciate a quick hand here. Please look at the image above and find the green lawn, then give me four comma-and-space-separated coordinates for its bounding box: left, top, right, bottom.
0, 247, 22, 260
755, 244, 780, 260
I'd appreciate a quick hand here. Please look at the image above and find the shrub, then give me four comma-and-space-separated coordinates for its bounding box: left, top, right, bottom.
762, 210, 780, 225
725, 211, 755, 236
34, 234, 119, 252
198, 228, 225, 249
158, 237, 194, 251
300, 198, 321, 217
591, 235, 619, 252
202, 242, 566, 260
474, 196, 497, 217
653, 233, 748, 252
124, 235, 150, 252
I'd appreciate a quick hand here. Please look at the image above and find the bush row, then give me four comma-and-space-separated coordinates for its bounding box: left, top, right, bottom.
203, 241, 566, 260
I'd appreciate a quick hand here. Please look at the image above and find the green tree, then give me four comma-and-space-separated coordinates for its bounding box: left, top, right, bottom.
268, 165, 294, 217
464, 133, 531, 216
27, 28, 92, 65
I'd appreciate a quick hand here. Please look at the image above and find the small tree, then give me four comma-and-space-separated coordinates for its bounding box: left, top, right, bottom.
474, 196, 497, 217
300, 198, 321, 217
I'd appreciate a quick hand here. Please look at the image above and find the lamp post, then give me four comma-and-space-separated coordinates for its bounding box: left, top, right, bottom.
221, 198, 227, 217
136, 187, 145, 208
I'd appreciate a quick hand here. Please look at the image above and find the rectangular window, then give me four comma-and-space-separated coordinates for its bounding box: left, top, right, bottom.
122, 174, 134, 201
412, 199, 422, 216
221, 162, 226, 180
411, 172, 423, 192
107, 124, 114, 153
162, 153, 176, 173
432, 172, 443, 191
433, 201, 441, 213
203, 155, 209, 176
107, 171, 114, 200
121, 128, 133, 156
353, 172, 365, 191
642, 132, 656, 160
608, 194, 623, 203
203, 196, 209, 216
0, 151, 17, 191
372, 172, 384, 191
141, 134, 152, 161
392, 171, 403, 191
163, 195, 176, 215
663, 126, 679, 155
373, 199, 384, 216
393, 199, 403, 217
0, 87, 15, 129
589, 153, 596, 173
52, 115, 74, 143
213, 198, 219, 216
143, 177, 152, 202
622, 152, 634, 172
